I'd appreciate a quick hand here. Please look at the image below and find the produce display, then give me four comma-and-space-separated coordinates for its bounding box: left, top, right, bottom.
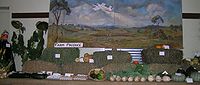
190, 72, 200, 82
171, 73, 186, 82
88, 68, 105, 81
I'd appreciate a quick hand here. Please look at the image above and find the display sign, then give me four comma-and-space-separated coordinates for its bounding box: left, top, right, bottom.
54, 43, 83, 48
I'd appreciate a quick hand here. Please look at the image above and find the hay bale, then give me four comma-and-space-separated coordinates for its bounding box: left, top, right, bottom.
93, 51, 131, 67
149, 64, 181, 74
39, 48, 80, 64
142, 48, 183, 64
103, 63, 136, 73
22, 60, 59, 73
62, 63, 97, 74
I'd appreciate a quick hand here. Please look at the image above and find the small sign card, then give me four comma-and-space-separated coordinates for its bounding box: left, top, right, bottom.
186, 78, 193, 83
107, 55, 113, 60
89, 59, 94, 63
175, 73, 182, 76
54, 43, 83, 48
65, 73, 74, 77
159, 51, 165, 56
6, 44, 10, 47
55, 54, 60, 58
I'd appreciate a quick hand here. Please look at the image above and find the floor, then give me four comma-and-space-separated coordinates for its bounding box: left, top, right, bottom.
0, 79, 199, 85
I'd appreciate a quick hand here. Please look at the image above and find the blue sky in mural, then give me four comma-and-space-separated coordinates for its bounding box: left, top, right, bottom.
50, 0, 182, 27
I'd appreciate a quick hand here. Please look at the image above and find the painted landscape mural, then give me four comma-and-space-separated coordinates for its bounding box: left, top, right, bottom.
48, 0, 182, 48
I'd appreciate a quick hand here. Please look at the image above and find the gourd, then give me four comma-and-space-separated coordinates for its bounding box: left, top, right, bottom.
171, 73, 186, 82
190, 72, 200, 82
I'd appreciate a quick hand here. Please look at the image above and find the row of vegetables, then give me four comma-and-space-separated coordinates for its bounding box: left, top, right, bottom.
101, 64, 200, 82
2, 64, 200, 83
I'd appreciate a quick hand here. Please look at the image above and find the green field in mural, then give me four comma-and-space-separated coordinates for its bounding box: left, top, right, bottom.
48, 0, 182, 48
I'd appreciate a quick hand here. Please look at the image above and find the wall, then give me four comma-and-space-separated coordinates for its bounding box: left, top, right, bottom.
1, 0, 200, 61
0, 0, 10, 39
182, 0, 200, 58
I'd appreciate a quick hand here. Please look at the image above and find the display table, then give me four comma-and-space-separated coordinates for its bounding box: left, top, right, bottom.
0, 79, 199, 85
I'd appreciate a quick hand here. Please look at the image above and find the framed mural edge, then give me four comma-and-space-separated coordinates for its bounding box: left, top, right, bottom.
48, 0, 183, 49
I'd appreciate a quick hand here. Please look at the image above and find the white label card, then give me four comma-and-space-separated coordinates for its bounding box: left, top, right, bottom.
65, 73, 74, 77
55, 54, 60, 58
79, 58, 84, 62
107, 55, 113, 60
6, 44, 10, 47
159, 51, 165, 56
175, 73, 182, 76
186, 78, 193, 83
89, 59, 94, 63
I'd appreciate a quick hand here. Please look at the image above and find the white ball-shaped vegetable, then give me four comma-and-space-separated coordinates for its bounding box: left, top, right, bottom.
116, 76, 121, 82
155, 76, 162, 82
122, 76, 128, 82
162, 76, 171, 82
140, 77, 146, 82
110, 76, 115, 81
148, 75, 154, 82
128, 77, 133, 82
134, 76, 140, 82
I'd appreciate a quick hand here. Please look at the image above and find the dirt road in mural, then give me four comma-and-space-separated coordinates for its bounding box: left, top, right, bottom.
47, 24, 182, 48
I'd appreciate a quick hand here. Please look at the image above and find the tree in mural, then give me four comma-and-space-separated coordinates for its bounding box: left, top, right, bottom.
151, 15, 164, 26
150, 15, 168, 39
50, 0, 71, 25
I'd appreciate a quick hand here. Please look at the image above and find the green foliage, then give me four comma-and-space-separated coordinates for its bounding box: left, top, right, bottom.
11, 21, 26, 56
112, 64, 151, 77
39, 48, 80, 65
11, 20, 48, 63
26, 21, 48, 60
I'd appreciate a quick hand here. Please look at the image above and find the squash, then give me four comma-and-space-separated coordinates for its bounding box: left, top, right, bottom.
171, 73, 186, 82
190, 72, 200, 82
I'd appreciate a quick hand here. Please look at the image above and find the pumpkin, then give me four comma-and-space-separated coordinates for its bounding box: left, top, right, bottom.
83, 53, 93, 63
171, 73, 186, 82
190, 72, 200, 82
